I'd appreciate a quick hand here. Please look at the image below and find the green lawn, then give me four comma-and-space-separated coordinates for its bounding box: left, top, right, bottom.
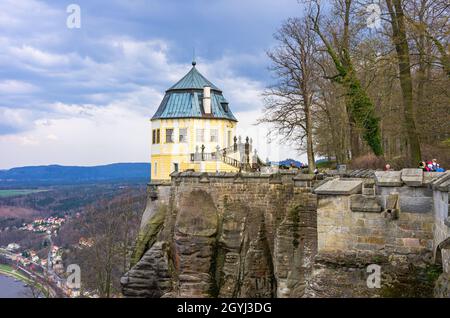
316, 160, 337, 169
0, 264, 30, 282
0, 264, 50, 296
0, 189, 47, 198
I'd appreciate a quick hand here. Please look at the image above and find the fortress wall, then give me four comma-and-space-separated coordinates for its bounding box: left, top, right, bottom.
165, 171, 317, 256
377, 186, 433, 213
316, 170, 450, 262
128, 171, 318, 297
317, 193, 434, 255
150, 171, 445, 259
432, 185, 450, 274
125, 170, 450, 297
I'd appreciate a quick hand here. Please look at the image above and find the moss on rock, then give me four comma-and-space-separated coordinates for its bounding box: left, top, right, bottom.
131, 204, 167, 267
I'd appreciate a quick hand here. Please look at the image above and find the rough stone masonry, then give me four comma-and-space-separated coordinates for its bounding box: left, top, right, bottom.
121, 169, 450, 298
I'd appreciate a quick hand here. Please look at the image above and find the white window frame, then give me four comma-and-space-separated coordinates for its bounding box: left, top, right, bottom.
179, 128, 188, 143
196, 128, 205, 143
210, 129, 218, 142
166, 128, 174, 143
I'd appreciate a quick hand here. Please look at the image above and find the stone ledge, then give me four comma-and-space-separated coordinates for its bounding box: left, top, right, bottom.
374, 171, 403, 187
430, 171, 450, 191
401, 168, 423, 187
293, 174, 316, 188
314, 178, 362, 195
423, 172, 445, 185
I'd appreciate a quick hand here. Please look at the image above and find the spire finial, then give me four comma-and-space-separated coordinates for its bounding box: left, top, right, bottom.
192, 48, 196, 66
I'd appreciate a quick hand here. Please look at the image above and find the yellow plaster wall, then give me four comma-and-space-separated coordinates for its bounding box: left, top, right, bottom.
150, 118, 238, 180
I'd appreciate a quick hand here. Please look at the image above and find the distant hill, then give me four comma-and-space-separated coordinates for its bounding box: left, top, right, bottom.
272, 159, 305, 168
0, 163, 150, 187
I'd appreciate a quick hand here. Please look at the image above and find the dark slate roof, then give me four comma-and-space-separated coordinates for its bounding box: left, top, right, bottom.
168, 65, 221, 91
152, 64, 237, 122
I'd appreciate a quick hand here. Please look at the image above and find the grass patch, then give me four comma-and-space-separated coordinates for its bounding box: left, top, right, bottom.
0, 264, 30, 283
0, 189, 47, 198
0, 264, 50, 297
315, 160, 336, 169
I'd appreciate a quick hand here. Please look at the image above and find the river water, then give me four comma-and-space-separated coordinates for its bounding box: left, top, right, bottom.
0, 274, 29, 298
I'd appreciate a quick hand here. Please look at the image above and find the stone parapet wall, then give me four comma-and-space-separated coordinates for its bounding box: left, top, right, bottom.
123, 170, 450, 297
314, 170, 448, 257
430, 173, 450, 276
157, 170, 447, 260
317, 194, 434, 255
123, 170, 318, 298
314, 170, 449, 257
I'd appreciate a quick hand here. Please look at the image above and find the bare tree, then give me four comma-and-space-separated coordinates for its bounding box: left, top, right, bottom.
74, 193, 145, 297
404, 0, 449, 78
266, 0, 449, 167
384, 0, 422, 165
309, 0, 384, 158
260, 17, 318, 172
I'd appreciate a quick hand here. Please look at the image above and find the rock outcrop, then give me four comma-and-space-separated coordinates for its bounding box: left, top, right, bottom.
121, 173, 317, 298
122, 171, 450, 298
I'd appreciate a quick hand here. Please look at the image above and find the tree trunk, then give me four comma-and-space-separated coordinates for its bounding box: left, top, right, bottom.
350, 122, 361, 159
305, 98, 316, 172
386, 0, 421, 165
311, 1, 383, 157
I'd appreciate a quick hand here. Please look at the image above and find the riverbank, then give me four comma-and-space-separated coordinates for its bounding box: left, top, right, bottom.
0, 264, 50, 297
0, 264, 31, 283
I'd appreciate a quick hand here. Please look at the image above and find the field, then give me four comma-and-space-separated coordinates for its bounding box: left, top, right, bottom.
0, 189, 47, 198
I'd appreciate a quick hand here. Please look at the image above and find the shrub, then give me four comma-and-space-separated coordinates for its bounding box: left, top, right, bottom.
350, 153, 386, 170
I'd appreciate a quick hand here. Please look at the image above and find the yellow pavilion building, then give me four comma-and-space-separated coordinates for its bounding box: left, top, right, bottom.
150, 61, 259, 181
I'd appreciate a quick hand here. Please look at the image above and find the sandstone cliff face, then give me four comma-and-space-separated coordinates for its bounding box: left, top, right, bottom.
121, 175, 317, 298
122, 171, 449, 298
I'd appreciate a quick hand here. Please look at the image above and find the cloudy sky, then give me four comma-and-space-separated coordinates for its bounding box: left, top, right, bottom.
0, 0, 307, 169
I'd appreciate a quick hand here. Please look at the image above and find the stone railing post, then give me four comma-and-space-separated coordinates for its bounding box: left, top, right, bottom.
245, 136, 250, 157
194, 145, 199, 161
252, 149, 258, 165
238, 136, 245, 157
215, 145, 220, 161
